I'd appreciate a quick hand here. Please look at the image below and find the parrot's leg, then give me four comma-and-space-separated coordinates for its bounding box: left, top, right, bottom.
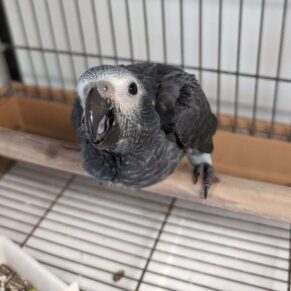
188, 153, 214, 199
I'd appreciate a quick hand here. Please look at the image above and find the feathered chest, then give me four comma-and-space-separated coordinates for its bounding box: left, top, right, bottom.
82, 132, 184, 188
114, 134, 184, 187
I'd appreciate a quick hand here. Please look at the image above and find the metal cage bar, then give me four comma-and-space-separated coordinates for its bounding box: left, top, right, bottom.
107, 0, 118, 65
15, 0, 40, 96
29, 0, 53, 100
179, 0, 184, 68
161, 0, 167, 64
59, 0, 78, 84
142, 0, 150, 62
44, 0, 66, 101
216, 0, 223, 122
233, 0, 243, 132
91, 0, 103, 65
198, 0, 203, 85
251, 0, 265, 136
269, 0, 289, 138
75, 0, 90, 70
125, 0, 134, 63
0, 0, 291, 141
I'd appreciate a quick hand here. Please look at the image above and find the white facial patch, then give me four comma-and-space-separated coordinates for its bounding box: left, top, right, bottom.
188, 153, 212, 166
110, 78, 142, 114
77, 78, 96, 109
77, 73, 143, 115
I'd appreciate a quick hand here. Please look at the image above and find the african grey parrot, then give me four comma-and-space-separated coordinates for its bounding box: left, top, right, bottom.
72, 63, 217, 198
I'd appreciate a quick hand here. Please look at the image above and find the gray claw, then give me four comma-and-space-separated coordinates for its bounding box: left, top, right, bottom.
193, 166, 202, 184
193, 163, 214, 199
204, 184, 210, 199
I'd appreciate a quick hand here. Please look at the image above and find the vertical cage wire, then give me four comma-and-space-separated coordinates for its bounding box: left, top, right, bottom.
107, 0, 118, 65
91, 0, 103, 66
30, 0, 53, 100
75, 0, 90, 70
198, 0, 203, 86
59, 0, 78, 85
161, 0, 167, 64
15, 0, 40, 96
216, 0, 223, 123
233, 0, 243, 132
44, 0, 66, 101
142, 0, 150, 62
179, 0, 184, 69
251, 0, 265, 135
0, 0, 291, 141
269, 0, 288, 138
125, 0, 134, 63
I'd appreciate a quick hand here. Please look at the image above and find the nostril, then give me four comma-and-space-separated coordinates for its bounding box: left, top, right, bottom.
96, 81, 111, 99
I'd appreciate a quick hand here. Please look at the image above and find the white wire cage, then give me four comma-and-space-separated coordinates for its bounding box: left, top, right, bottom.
1, 0, 291, 139
0, 1, 291, 290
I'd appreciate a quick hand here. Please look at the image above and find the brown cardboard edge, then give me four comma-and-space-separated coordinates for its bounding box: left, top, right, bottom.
0, 95, 291, 186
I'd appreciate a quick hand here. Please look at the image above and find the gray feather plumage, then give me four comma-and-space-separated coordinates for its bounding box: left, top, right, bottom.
72, 62, 217, 188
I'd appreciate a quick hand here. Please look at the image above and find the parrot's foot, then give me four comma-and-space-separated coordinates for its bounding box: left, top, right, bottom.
187, 153, 214, 199
193, 162, 214, 199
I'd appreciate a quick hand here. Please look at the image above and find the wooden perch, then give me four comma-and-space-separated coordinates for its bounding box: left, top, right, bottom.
0, 127, 291, 222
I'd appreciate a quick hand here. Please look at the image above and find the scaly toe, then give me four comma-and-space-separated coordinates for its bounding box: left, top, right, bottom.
193, 165, 202, 184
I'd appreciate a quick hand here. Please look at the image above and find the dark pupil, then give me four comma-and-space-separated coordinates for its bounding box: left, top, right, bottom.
128, 82, 138, 95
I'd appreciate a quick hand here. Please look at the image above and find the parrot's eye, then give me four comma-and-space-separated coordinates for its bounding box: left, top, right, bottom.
128, 82, 138, 95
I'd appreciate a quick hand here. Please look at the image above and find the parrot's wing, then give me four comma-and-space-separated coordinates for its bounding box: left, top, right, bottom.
126, 62, 217, 153
155, 68, 217, 153
155, 67, 218, 198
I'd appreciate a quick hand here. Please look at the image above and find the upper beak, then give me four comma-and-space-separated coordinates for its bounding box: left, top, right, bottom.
84, 87, 110, 143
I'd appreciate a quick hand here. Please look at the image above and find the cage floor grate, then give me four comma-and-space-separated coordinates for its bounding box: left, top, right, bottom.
0, 162, 290, 291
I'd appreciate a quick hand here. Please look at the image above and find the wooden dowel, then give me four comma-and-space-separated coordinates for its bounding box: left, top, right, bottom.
0, 127, 291, 222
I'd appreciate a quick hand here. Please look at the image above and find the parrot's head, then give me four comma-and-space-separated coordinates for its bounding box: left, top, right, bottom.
77, 65, 160, 154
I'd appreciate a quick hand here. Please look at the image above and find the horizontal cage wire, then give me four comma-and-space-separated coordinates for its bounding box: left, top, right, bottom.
0, 0, 291, 140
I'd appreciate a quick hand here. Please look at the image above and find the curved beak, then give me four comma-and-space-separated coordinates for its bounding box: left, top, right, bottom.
84, 87, 120, 149
85, 87, 110, 143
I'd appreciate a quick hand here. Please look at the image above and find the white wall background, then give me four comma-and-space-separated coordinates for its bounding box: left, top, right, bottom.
2, 0, 291, 125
